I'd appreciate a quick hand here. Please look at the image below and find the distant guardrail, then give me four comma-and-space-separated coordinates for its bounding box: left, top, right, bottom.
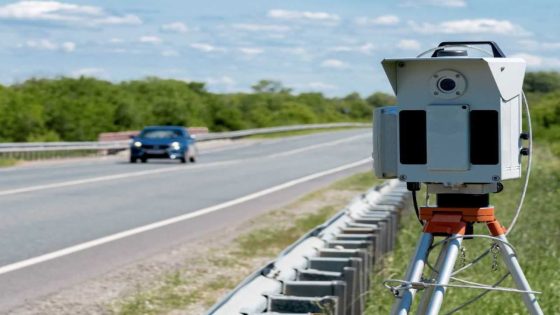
206, 179, 409, 315
0, 123, 369, 158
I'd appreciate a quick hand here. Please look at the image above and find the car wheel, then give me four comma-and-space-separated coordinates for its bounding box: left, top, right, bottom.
130, 157, 137, 163
189, 156, 196, 163
180, 157, 187, 163
141, 158, 148, 163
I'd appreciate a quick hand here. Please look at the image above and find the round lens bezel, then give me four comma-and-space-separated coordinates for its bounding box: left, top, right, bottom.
438, 78, 457, 92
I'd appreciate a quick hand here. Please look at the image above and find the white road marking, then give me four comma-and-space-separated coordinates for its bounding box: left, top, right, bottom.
267, 133, 369, 158
0, 133, 370, 197
0, 158, 371, 275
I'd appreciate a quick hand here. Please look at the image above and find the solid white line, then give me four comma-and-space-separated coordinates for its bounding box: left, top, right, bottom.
266, 133, 369, 158
0, 158, 371, 275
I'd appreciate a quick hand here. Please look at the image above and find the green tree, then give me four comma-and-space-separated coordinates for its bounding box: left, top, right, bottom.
523, 72, 560, 93
251, 80, 292, 94
366, 92, 396, 108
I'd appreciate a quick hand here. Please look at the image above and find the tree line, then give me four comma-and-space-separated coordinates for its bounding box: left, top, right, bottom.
0, 78, 395, 142
0, 72, 559, 149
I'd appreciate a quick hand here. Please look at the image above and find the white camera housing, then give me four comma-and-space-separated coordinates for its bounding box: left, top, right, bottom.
374, 54, 526, 185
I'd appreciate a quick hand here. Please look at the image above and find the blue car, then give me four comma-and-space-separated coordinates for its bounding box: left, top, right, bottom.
130, 126, 197, 163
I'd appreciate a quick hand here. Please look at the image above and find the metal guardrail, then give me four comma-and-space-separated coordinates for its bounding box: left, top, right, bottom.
206, 179, 409, 315
0, 123, 369, 155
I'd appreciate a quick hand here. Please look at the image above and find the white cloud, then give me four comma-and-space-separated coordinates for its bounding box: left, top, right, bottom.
308, 82, 337, 91
285, 47, 308, 55
71, 67, 106, 78
161, 49, 180, 57
510, 53, 560, 68
356, 15, 400, 26
24, 39, 57, 50
268, 9, 339, 22
401, 0, 466, 7
206, 76, 237, 92
409, 19, 529, 35
109, 38, 123, 44
0, 1, 141, 26
331, 43, 375, 55
511, 53, 543, 66
207, 76, 235, 85
517, 40, 560, 51
397, 39, 421, 50
190, 43, 224, 53
239, 47, 264, 56
139, 36, 162, 44
111, 48, 127, 54
61, 41, 75, 52
161, 22, 188, 33
283, 47, 313, 61
232, 23, 291, 32
21, 39, 75, 52
321, 59, 348, 69
433, 0, 467, 7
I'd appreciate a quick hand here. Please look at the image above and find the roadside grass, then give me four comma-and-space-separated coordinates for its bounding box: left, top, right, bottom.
0, 150, 104, 166
118, 272, 200, 315
111, 171, 381, 315
244, 127, 364, 139
0, 158, 19, 168
365, 143, 560, 314
234, 205, 337, 258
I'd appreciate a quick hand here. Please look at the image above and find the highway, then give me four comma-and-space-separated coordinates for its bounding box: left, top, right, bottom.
0, 129, 372, 312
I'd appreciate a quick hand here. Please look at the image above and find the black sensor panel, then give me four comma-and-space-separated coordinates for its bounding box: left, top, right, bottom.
470, 110, 499, 165
399, 110, 427, 164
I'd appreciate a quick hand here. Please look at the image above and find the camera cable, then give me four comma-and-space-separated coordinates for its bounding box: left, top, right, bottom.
441, 90, 535, 313
412, 190, 424, 226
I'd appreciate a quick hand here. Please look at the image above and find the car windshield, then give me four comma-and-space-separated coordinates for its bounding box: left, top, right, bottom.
140, 129, 182, 139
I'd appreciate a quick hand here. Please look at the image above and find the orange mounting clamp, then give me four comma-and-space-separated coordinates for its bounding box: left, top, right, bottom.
419, 206, 506, 236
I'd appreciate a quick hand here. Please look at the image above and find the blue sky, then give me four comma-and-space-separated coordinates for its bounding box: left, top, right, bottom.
0, 0, 558, 96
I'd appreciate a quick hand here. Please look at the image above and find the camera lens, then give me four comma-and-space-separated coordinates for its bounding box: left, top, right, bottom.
438, 78, 456, 92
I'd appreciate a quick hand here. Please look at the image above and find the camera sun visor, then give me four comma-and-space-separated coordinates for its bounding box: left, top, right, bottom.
377, 43, 526, 185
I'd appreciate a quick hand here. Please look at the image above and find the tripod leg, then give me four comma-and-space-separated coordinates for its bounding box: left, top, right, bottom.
424, 235, 463, 315
416, 242, 449, 315
391, 232, 433, 315
496, 234, 543, 315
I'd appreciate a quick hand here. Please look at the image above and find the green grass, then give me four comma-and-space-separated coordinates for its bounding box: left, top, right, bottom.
234, 205, 337, 258
332, 171, 378, 191
0, 149, 103, 164
365, 143, 560, 314
244, 127, 364, 139
116, 272, 200, 315
0, 158, 18, 168
112, 171, 380, 314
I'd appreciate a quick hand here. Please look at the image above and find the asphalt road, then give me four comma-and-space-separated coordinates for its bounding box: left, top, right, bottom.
0, 129, 373, 312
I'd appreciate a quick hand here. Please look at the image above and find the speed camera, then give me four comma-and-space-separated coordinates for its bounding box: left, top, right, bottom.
373, 41, 527, 187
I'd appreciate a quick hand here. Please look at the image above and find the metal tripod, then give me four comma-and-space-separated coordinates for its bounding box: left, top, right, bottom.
390, 204, 543, 315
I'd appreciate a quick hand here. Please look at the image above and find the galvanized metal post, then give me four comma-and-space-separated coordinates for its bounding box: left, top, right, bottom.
391, 232, 433, 315
415, 242, 448, 315
423, 235, 463, 315
496, 234, 543, 315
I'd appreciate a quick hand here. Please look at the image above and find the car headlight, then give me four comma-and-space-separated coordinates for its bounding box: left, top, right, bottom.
133, 141, 142, 148
170, 141, 181, 150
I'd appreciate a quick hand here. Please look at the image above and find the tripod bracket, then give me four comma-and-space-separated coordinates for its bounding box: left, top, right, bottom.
419, 206, 506, 236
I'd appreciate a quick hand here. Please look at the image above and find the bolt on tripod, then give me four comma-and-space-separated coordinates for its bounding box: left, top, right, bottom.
389, 193, 543, 315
